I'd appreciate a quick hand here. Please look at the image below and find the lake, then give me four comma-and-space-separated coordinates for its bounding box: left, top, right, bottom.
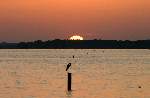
0, 49, 149, 98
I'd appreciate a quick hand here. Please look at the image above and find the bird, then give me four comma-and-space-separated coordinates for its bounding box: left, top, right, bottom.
66, 63, 71, 71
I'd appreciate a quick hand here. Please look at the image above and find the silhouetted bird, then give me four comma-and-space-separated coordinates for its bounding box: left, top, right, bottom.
66, 63, 71, 71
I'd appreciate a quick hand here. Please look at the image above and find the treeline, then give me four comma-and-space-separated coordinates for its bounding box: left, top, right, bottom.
0, 39, 150, 49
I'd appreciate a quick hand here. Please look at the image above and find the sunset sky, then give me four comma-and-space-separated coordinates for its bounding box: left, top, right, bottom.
0, 0, 150, 42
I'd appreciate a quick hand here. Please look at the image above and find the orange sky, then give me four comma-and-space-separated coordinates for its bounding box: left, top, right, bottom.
0, 0, 150, 42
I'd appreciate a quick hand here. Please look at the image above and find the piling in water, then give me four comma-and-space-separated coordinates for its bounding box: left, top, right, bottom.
68, 73, 72, 91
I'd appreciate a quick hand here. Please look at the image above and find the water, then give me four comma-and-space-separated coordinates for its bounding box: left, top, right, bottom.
0, 49, 149, 98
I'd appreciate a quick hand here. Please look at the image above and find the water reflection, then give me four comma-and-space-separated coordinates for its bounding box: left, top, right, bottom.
0, 49, 149, 98
66, 91, 72, 98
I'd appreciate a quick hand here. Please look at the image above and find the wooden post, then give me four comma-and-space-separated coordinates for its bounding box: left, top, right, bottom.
68, 73, 72, 91
66, 63, 72, 91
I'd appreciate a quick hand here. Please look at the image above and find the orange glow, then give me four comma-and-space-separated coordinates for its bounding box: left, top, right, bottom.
0, 0, 150, 41
69, 35, 84, 40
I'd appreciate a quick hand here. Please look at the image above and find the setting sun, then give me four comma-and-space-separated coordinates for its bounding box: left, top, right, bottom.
69, 35, 84, 40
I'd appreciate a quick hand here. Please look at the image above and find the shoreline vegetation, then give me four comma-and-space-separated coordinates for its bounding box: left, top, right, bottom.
0, 39, 150, 49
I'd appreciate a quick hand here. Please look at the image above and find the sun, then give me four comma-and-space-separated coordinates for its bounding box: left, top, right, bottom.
69, 35, 84, 40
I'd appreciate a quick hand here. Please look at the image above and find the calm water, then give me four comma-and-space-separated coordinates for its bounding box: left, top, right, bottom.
0, 49, 149, 98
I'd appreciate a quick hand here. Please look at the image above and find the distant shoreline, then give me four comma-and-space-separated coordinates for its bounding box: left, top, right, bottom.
0, 40, 150, 49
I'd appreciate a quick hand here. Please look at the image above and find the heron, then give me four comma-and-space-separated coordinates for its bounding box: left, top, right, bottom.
66, 63, 71, 71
